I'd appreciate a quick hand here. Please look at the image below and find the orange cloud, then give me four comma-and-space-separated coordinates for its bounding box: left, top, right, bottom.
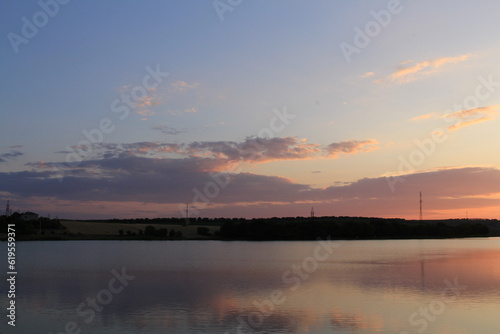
444, 105, 498, 120
386, 54, 471, 84
411, 113, 441, 121
447, 116, 493, 131
412, 105, 500, 131
444, 105, 500, 131
361, 71, 375, 78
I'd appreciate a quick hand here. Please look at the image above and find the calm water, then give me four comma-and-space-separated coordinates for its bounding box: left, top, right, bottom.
2, 238, 500, 334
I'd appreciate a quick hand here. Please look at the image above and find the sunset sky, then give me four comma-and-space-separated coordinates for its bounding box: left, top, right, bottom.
2, 0, 500, 219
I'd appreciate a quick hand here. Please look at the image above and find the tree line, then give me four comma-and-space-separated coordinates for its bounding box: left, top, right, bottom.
219, 218, 490, 240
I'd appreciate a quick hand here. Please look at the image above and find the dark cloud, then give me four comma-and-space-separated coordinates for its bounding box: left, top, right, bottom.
326, 139, 378, 157
0, 155, 309, 204
3, 149, 500, 219
187, 137, 321, 162
0, 150, 23, 163
175, 167, 500, 218
48, 137, 378, 171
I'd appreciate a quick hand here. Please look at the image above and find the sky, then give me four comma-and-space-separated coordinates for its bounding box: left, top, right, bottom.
2, 0, 500, 220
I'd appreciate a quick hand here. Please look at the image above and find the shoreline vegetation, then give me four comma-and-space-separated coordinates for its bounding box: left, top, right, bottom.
1, 213, 499, 241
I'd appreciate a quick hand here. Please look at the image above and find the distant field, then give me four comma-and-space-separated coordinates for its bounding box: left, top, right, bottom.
60, 220, 220, 238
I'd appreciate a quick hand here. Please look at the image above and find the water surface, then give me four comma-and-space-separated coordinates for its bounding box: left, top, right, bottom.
2, 238, 500, 333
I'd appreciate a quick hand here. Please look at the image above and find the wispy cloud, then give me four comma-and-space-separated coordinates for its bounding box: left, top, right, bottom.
361, 71, 374, 78
117, 79, 200, 120
170, 80, 199, 92
445, 105, 500, 131
152, 125, 188, 135
411, 113, 441, 121
413, 105, 500, 131
444, 105, 498, 120
381, 54, 471, 84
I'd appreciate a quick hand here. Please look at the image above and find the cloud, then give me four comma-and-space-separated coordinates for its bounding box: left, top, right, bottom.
326, 140, 379, 157
384, 54, 471, 84
443, 105, 500, 131
96, 142, 185, 159
411, 113, 441, 121
0, 150, 23, 163
170, 81, 199, 92
2, 156, 309, 204
411, 105, 500, 131
47, 137, 379, 169
116, 77, 200, 120
186, 137, 379, 163
447, 117, 491, 131
444, 105, 499, 131
152, 125, 188, 136
163, 107, 198, 115
3, 162, 500, 220
1, 136, 387, 218
133, 94, 162, 117
361, 72, 374, 78
187, 137, 322, 163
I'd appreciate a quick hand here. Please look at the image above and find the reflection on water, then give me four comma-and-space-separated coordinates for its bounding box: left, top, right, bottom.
2, 238, 500, 333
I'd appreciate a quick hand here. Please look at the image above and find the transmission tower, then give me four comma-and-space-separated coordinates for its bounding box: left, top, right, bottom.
419, 191, 423, 221
185, 203, 189, 225
5, 200, 11, 217
310, 207, 315, 218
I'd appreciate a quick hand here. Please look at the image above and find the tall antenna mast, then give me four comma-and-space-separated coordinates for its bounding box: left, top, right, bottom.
5, 200, 11, 217
310, 207, 315, 218
185, 203, 189, 224
419, 191, 423, 221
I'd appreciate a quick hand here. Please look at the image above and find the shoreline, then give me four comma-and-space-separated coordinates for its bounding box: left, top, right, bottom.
3, 234, 497, 242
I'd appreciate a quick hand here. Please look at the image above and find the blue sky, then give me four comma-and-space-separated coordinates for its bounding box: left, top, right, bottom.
2, 0, 500, 219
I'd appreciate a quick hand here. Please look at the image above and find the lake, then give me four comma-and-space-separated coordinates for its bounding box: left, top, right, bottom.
2, 238, 500, 333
